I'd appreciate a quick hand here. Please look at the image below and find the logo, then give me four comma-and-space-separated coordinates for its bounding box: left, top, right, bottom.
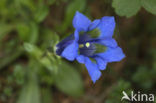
121, 91, 155, 102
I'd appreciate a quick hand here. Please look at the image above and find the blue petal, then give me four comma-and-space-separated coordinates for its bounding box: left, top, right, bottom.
73, 11, 91, 32
94, 57, 107, 70
84, 57, 101, 83
97, 16, 116, 38
74, 30, 79, 41
96, 47, 125, 62
88, 19, 100, 31
56, 34, 74, 48
84, 38, 117, 48
56, 30, 79, 56
96, 38, 118, 48
57, 29, 79, 46
61, 41, 78, 61
76, 55, 85, 64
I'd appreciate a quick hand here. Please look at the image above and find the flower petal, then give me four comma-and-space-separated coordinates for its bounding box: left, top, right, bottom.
96, 47, 125, 62
84, 38, 117, 48
73, 11, 91, 32
97, 16, 116, 38
56, 30, 79, 56
96, 38, 118, 48
94, 57, 107, 70
84, 57, 101, 83
88, 19, 100, 31
61, 41, 78, 61
74, 29, 79, 41
56, 34, 74, 48
76, 55, 85, 64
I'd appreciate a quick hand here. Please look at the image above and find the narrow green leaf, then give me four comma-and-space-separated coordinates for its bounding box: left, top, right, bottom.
0, 47, 23, 70
41, 88, 53, 103
17, 79, 41, 103
0, 23, 14, 41
34, 5, 49, 23
17, 22, 39, 43
17, 23, 30, 41
29, 22, 39, 44
13, 64, 26, 85
23, 43, 58, 72
24, 43, 42, 58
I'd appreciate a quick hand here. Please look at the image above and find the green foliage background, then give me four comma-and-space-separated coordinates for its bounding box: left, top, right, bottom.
0, 0, 156, 103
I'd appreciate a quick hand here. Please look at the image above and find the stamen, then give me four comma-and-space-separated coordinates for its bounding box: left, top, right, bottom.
85, 42, 90, 48
79, 44, 84, 48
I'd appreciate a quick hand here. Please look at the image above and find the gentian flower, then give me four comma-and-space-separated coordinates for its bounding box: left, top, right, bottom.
56, 11, 125, 83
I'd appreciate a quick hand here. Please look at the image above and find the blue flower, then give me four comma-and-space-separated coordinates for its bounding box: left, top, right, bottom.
56, 11, 125, 83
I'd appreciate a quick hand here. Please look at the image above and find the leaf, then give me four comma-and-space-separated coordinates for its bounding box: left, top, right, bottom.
46, 0, 56, 5
17, 22, 39, 43
13, 64, 26, 85
24, 43, 58, 72
0, 0, 6, 10
15, 0, 36, 11
60, 0, 86, 32
141, 0, 156, 15
0, 23, 14, 41
105, 79, 132, 103
41, 88, 53, 103
17, 23, 30, 41
40, 28, 59, 50
112, 0, 141, 17
0, 47, 23, 70
34, 5, 49, 23
29, 22, 39, 44
24, 43, 42, 58
53, 61, 84, 97
39, 56, 56, 72
17, 77, 40, 103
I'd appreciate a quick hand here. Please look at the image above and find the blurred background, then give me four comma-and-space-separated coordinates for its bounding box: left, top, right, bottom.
0, 0, 156, 103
